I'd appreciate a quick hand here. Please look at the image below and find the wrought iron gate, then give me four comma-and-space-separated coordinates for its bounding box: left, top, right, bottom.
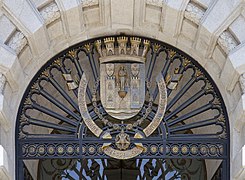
16, 35, 230, 179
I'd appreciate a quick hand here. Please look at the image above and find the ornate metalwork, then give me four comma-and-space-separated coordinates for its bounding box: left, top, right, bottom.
20, 139, 225, 159
37, 158, 207, 179
16, 35, 230, 179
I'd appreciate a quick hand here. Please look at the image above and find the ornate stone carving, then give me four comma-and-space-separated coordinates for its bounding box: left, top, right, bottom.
117, 65, 128, 99
0, 73, 6, 94
218, 31, 238, 54
81, 0, 99, 7
117, 37, 128, 55
98, 37, 149, 120
142, 40, 150, 57
7, 31, 27, 54
115, 130, 130, 150
101, 63, 145, 119
79, 37, 168, 160
130, 37, 141, 56
96, 37, 149, 62
105, 64, 115, 108
239, 73, 245, 94
40, 2, 60, 25
184, 3, 205, 25
95, 40, 103, 57
104, 37, 115, 55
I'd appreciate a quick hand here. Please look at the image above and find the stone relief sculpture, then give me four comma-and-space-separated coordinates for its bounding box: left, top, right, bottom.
218, 31, 238, 54
184, 3, 205, 25
7, 31, 27, 54
117, 66, 128, 99
40, 2, 60, 25
239, 73, 245, 94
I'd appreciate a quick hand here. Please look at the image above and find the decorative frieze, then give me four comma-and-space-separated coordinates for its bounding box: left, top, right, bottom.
239, 73, 245, 94
184, 3, 205, 25
218, 31, 238, 55
7, 31, 27, 55
40, 2, 60, 25
21, 140, 225, 159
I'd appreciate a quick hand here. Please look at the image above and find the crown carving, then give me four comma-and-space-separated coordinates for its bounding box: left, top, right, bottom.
95, 36, 150, 63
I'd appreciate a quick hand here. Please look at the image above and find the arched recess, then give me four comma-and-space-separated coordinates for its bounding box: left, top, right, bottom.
15, 35, 230, 179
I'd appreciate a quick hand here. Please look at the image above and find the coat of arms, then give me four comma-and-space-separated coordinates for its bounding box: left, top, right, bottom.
98, 37, 148, 120
78, 36, 167, 160
100, 62, 145, 119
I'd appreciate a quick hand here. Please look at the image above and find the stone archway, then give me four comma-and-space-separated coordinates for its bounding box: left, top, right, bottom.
15, 35, 230, 179
0, 0, 244, 179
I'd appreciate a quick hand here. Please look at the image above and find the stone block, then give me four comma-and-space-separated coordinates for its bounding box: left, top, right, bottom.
229, 15, 245, 43
32, 0, 50, 8
228, 44, 245, 74
181, 19, 198, 41
59, 0, 78, 10
47, 20, 64, 42
30, 27, 49, 56
192, 0, 211, 9
184, 2, 205, 25
212, 45, 226, 69
217, 31, 238, 55
0, 15, 16, 43
83, 5, 101, 28
64, 7, 83, 36
0, 94, 11, 131
204, 59, 221, 81
233, 94, 245, 131
0, 45, 25, 91
111, 0, 134, 27
163, 3, 182, 37
18, 46, 32, 71
220, 57, 239, 92
4, 0, 42, 33
202, 0, 233, 33
6, 31, 28, 55
167, 0, 187, 9
232, 145, 245, 179
145, 4, 162, 25
177, 35, 193, 50
0, 145, 10, 180
39, 2, 61, 25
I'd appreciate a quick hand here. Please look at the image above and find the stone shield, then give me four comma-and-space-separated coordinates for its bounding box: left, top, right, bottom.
100, 62, 145, 120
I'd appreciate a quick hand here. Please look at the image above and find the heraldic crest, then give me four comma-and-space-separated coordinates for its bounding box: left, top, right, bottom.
78, 37, 167, 159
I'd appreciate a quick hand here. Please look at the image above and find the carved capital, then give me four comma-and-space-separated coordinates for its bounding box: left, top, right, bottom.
184, 3, 205, 25
7, 31, 27, 54
218, 31, 238, 54
40, 2, 60, 25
